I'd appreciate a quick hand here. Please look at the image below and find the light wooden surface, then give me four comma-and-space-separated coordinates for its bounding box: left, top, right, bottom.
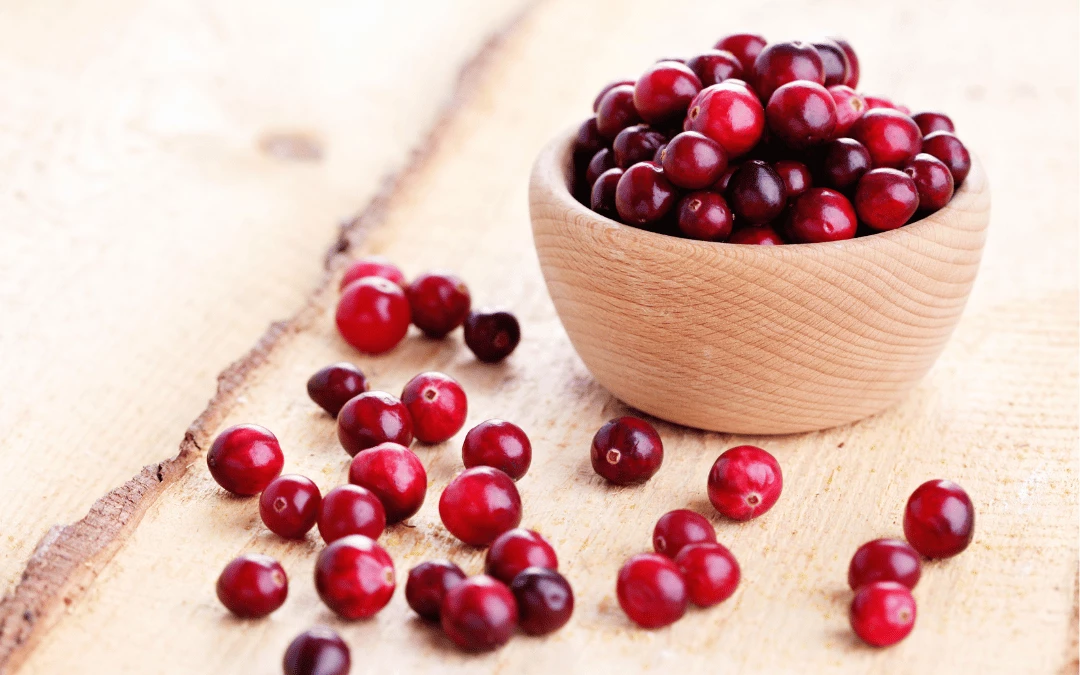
2, 0, 1078, 673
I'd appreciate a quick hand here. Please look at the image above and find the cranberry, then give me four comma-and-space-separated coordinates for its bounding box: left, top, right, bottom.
283, 627, 350, 675
707, 445, 782, 520
401, 371, 468, 443
728, 224, 786, 245
848, 538, 922, 590
511, 567, 574, 635
590, 167, 623, 220
462, 419, 531, 480
590, 416, 663, 485
713, 164, 738, 192
595, 85, 641, 140
614, 162, 677, 226
336, 391, 413, 456
854, 168, 919, 231
850, 581, 916, 647
661, 131, 728, 189
921, 131, 972, 186
317, 484, 386, 543
686, 81, 765, 157
904, 153, 955, 213
439, 467, 522, 546
851, 109, 922, 169
484, 528, 557, 584
405, 271, 470, 338
405, 560, 466, 621
773, 160, 812, 200
336, 277, 411, 355
653, 509, 716, 558
339, 255, 405, 291
440, 575, 518, 651
807, 39, 850, 87
788, 188, 857, 243
676, 191, 733, 241
820, 137, 871, 190
573, 117, 605, 164
585, 148, 616, 185
347, 442, 426, 523
752, 41, 825, 102
714, 33, 767, 72
903, 479, 975, 559
912, 111, 955, 136
674, 542, 740, 607
863, 94, 899, 111
216, 553, 287, 618
727, 160, 786, 225
307, 363, 368, 418
831, 37, 860, 88
260, 474, 322, 539
593, 79, 635, 112
827, 85, 866, 137
613, 125, 667, 169
314, 535, 395, 620
686, 49, 743, 87
463, 309, 521, 363
633, 61, 701, 125
616, 553, 687, 629
207, 424, 283, 496
652, 143, 667, 163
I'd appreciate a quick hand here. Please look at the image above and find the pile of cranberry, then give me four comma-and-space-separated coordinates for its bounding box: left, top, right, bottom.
573, 34, 972, 244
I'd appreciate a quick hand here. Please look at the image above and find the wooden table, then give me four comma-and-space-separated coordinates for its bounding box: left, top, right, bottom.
1, 0, 1076, 673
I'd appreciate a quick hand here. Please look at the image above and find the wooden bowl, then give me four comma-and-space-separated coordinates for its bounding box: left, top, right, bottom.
529, 129, 990, 434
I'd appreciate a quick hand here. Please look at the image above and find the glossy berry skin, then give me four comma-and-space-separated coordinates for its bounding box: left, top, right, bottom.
595, 84, 641, 140
707, 445, 783, 520
850, 581, 917, 647
335, 277, 411, 355
848, 538, 922, 591
633, 61, 702, 125
904, 153, 955, 213
317, 484, 386, 544
714, 33, 767, 72
572, 117, 605, 166
921, 131, 972, 186
820, 137, 872, 190
661, 131, 728, 189
863, 95, 899, 111
727, 160, 786, 225
462, 419, 532, 480
216, 554, 288, 618
307, 363, 368, 418
207, 424, 284, 496
851, 109, 922, 169
401, 371, 468, 444
751, 41, 825, 102
809, 39, 850, 87
339, 255, 405, 291
728, 224, 786, 245
440, 575, 518, 652
675, 542, 740, 607
463, 309, 521, 363
348, 442, 427, 523
593, 79, 635, 112
511, 568, 574, 635
590, 416, 664, 485
336, 391, 413, 457
283, 627, 351, 675
854, 168, 920, 231
677, 191, 733, 242
485, 529, 558, 583
767, 82, 836, 150
615, 162, 677, 226
590, 167, 623, 220
686, 49, 743, 87
912, 111, 955, 136
585, 148, 616, 185
653, 509, 716, 558
260, 474, 322, 539
687, 81, 765, 157
788, 188, 857, 243
831, 37, 860, 88
616, 553, 688, 629
827, 85, 866, 138
903, 479, 975, 559
439, 467, 523, 546
613, 125, 667, 169
773, 160, 812, 201
405, 271, 471, 338
314, 535, 395, 620
405, 560, 466, 621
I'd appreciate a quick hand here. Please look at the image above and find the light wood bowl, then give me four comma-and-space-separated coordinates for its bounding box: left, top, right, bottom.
529, 128, 990, 434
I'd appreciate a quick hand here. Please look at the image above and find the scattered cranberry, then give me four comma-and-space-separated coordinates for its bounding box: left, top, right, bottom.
788, 188, 857, 243
752, 40, 825, 102
283, 627, 350, 675
207, 424, 284, 496
613, 125, 667, 169
811, 39, 851, 87
849, 581, 916, 647
831, 37, 860, 88
485, 528, 558, 584
511, 567, 574, 635
339, 255, 405, 291
590, 167, 624, 220
615, 162, 677, 226
727, 160, 786, 225
827, 85, 866, 137
848, 538, 922, 590
590, 416, 664, 485
912, 111, 955, 136
440, 575, 518, 652
439, 467, 523, 546
317, 484, 386, 543
335, 277, 411, 355
260, 474, 322, 539
687, 81, 765, 157
661, 131, 728, 189
463, 309, 521, 363
707, 445, 783, 521
686, 49, 743, 87
462, 419, 531, 480
854, 168, 920, 231
616, 553, 687, 629
314, 535, 395, 620
405, 271, 470, 338
634, 61, 702, 125
903, 479, 975, 559
714, 33, 767, 72
674, 542, 740, 607
336, 391, 413, 457
851, 109, 922, 169
921, 131, 972, 186
676, 191, 733, 241
348, 442, 427, 524
586, 148, 616, 185
593, 79, 635, 112
216, 553, 288, 618
595, 84, 641, 140
653, 509, 716, 558
728, 224, 786, 245
773, 160, 812, 201
401, 371, 468, 444
405, 560, 466, 621
820, 137, 871, 190
307, 363, 368, 418
904, 153, 955, 213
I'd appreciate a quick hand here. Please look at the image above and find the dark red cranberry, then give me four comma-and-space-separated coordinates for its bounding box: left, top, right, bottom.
440, 575, 518, 651
405, 560, 466, 621
652, 143, 667, 163
912, 111, 955, 136
661, 131, 728, 189
401, 371, 467, 444
572, 117, 605, 164
676, 191, 733, 241
463, 309, 521, 363
830, 37, 860, 88
260, 474, 322, 539
773, 160, 812, 200
686, 49, 743, 87
585, 148, 616, 185
851, 109, 922, 169
713, 164, 738, 192
307, 363, 368, 418
405, 271, 470, 338
633, 61, 701, 125
590, 416, 663, 485
653, 509, 716, 558
317, 484, 386, 543
616, 553, 687, 628
439, 467, 522, 546
904, 153, 955, 213
335, 277, 411, 355
614, 162, 677, 226
340, 255, 406, 291
714, 33, 767, 72
827, 85, 866, 137
707, 445, 783, 520
674, 542, 740, 607
728, 224, 786, 245
751, 40, 825, 102
348, 442, 426, 523
921, 131, 972, 186
850, 581, 916, 647
788, 188, 857, 243
613, 125, 667, 169
590, 167, 623, 220
820, 137, 871, 189
207, 424, 284, 496
903, 479, 975, 559
686, 81, 765, 157
595, 85, 641, 140
854, 168, 920, 231
314, 535, 395, 620
283, 627, 350, 675
336, 391, 413, 457
216, 553, 287, 618
593, 79, 635, 112
727, 160, 786, 225
848, 538, 922, 590
462, 419, 531, 480
510, 567, 574, 635
485, 528, 558, 583
810, 39, 850, 87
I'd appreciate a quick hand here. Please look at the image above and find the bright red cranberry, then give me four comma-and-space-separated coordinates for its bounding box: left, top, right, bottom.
921, 131, 972, 186
912, 111, 955, 136
830, 37, 860, 88
707, 445, 783, 520
773, 160, 812, 200
307, 363, 368, 418
903, 479, 975, 559
590, 416, 663, 485
848, 538, 922, 590
462, 419, 531, 480
485, 528, 558, 584
727, 160, 786, 225
511, 568, 574, 635
904, 153, 955, 213
827, 85, 866, 137
260, 474, 321, 539
348, 442, 426, 524
674, 542, 740, 607
439, 467, 522, 546
586, 148, 616, 185
207, 424, 283, 496
336, 391, 413, 457
401, 371, 467, 444
752, 41, 825, 102
595, 85, 641, 140
339, 255, 405, 291
573, 118, 605, 164
851, 109, 922, 169
788, 188, 857, 243
405, 560, 466, 621
687, 81, 765, 157
809, 39, 850, 87
593, 79, 635, 112
283, 627, 350, 675
676, 191, 733, 242
634, 61, 701, 125
863, 94, 899, 111
653, 509, 716, 558
714, 33, 767, 72
314, 535, 395, 620
686, 49, 743, 87
661, 131, 728, 189
850, 581, 916, 647
590, 167, 623, 220
216, 553, 287, 618
335, 277, 411, 355
616, 553, 687, 629
317, 484, 386, 543
613, 125, 667, 169
820, 137, 871, 190
614, 162, 677, 226
405, 271, 470, 338
854, 168, 919, 231
728, 224, 786, 245
440, 575, 518, 651
463, 309, 521, 363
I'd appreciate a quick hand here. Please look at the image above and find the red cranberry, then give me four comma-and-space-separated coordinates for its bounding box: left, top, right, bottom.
335, 277, 411, 355
348, 442, 426, 523
820, 137, 871, 190
260, 474, 322, 539
686, 49, 743, 87
573, 117, 605, 164
613, 125, 667, 169
863, 94, 899, 111
773, 160, 812, 200
851, 109, 922, 169
707, 445, 782, 520
686, 81, 765, 157
339, 256, 405, 291
440, 575, 518, 651
848, 538, 922, 590
405, 560, 466, 621
593, 79, 635, 112
510, 567, 574, 635
831, 37, 860, 88
921, 131, 972, 186
904, 153, 955, 213
809, 39, 850, 87
850, 581, 916, 647
752, 40, 825, 102
854, 168, 919, 231
586, 148, 616, 185
439, 467, 522, 546
590, 167, 623, 220
652, 143, 667, 163
653, 509, 716, 558
595, 85, 641, 140
713, 164, 738, 192
614, 162, 677, 226
463, 309, 521, 363
727, 160, 786, 225
485, 528, 558, 583
216, 553, 288, 618
674, 542, 740, 607
912, 111, 955, 136
827, 85, 866, 137
633, 61, 701, 125
207, 424, 283, 496
314, 535, 395, 620
401, 371, 467, 444
788, 188, 857, 243
462, 419, 531, 480
728, 224, 786, 245
616, 553, 687, 629
317, 484, 386, 543
661, 131, 728, 189
283, 627, 350, 675
714, 33, 767, 72
590, 416, 663, 485
307, 363, 368, 418
676, 191, 733, 242
336, 391, 413, 457
903, 479, 975, 559
405, 271, 470, 338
